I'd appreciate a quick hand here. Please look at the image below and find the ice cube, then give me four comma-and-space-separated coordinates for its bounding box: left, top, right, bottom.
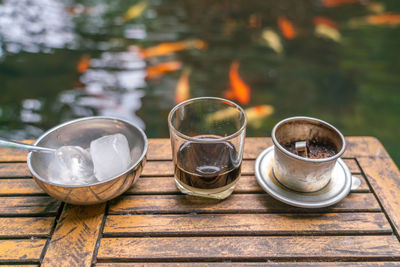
47, 146, 95, 185
90, 133, 132, 181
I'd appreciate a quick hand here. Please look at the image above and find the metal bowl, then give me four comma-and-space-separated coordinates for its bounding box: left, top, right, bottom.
27, 116, 148, 205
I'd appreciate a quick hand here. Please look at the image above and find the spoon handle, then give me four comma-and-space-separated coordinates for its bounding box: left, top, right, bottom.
0, 138, 55, 153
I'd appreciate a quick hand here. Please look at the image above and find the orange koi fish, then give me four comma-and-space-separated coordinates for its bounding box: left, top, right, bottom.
245, 105, 275, 128
77, 55, 90, 74
124, 1, 148, 21
367, 1, 385, 14
207, 105, 274, 128
313, 17, 341, 42
227, 61, 251, 105
349, 12, 400, 28
245, 105, 274, 122
322, 0, 361, 8
140, 39, 207, 59
313, 16, 339, 29
315, 24, 341, 42
367, 13, 400, 25
261, 29, 283, 54
277, 16, 296, 40
175, 69, 191, 103
146, 61, 182, 80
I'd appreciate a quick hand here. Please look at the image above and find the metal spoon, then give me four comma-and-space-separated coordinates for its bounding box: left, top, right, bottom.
0, 137, 55, 153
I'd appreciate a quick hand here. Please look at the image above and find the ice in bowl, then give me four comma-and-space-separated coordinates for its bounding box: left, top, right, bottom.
47, 133, 133, 185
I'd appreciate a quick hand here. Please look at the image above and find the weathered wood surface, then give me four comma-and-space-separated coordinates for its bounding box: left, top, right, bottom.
41, 204, 106, 267
97, 235, 400, 261
0, 179, 44, 195
0, 137, 400, 266
0, 217, 54, 237
108, 193, 381, 214
127, 174, 370, 194
146, 138, 273, 161
146, 137, 380, 161
0, 140, 32, 162
104, 212, 391, 236
0, 196, 60, 215
0, 136, 382, 161
0, 239, 46, 262
0, 163, 31, 177
359, 156, 400, 238
141, 158, 361, 177
96, 263, 400, 267
0, 173, 369, 197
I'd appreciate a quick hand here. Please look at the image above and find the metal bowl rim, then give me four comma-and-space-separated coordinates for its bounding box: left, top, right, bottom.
27, 116, 148, 188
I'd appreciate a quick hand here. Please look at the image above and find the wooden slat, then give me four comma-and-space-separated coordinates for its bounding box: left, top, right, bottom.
243, 138, 274, 160
359, 155, 400, 238
127, 176, 262, 194
141, 161, 172, 177
0, 163, 30, 178
141, 159, 361, 177
0, 137, 397, 266
146, 138, 273, 161
0, 141, 361, 178
0, 140, 32, 162
0, 137, 379, 162
0, 171, 367, 197
344, 137, 388, 158
0, 265, 38, 267
96, 263, 400, 266
0, 137, 379, 161
0, 179, 44, 195
0, 196, 60, 215
252, 263, 400, 266
109, 193, 380, 214
128, 175, 369, 194
146, 139, 172, 161
0, 239, 46, 262
97, 235, 400, 261
343, 158, 361, 173
147, 137, 382, 161
351, 175, 370, 192
0, 217, 54, 237
141, 160, 254, 177
41, 204, 106, 267
0, 163, 366, 196
104, 213, 391, 236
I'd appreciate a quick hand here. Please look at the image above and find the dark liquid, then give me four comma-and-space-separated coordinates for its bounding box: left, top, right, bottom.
175, 141, 241, 190
283, 140, 337, 159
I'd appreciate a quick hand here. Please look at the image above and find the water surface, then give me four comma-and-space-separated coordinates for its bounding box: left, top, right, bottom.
1, 0, 399, 164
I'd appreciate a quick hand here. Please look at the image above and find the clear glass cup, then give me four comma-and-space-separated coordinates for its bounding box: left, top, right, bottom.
168, 97, 247, 199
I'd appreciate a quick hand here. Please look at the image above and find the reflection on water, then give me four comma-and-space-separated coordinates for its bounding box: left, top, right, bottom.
79, 50, 146, 128
0, 0, 400, 165
0, 0, 75, 53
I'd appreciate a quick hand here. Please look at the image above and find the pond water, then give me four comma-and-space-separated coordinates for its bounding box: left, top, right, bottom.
1, 0, 400, 165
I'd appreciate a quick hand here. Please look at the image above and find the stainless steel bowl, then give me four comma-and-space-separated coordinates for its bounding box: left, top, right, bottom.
27, 116, 148, 205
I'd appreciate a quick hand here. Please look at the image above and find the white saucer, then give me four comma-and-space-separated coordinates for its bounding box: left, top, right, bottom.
254, 146, 351, 208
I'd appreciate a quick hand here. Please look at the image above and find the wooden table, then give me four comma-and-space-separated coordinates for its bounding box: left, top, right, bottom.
1, 137, 400, 266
